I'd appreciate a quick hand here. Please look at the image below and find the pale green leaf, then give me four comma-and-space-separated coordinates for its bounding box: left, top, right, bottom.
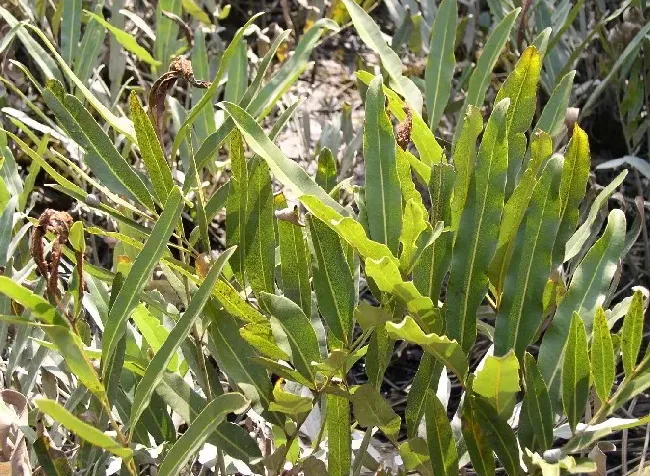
562, 312, 590, 433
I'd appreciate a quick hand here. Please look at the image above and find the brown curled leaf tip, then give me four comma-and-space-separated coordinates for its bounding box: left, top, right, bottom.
148, 56, 213, 139
31, 210, 74, 302
162, 10, 193, 46
396, 106, 413, 150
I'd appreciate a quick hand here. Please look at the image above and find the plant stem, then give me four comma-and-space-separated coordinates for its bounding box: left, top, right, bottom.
351, 426, 373, 476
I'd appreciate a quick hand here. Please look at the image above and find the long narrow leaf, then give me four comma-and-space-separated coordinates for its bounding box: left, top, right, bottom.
101, 187, 183, 380
446, 98, 510, 352
129, 247, 235, 432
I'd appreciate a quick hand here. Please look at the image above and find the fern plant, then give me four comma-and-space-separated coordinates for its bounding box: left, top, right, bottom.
0, 1, 648, 475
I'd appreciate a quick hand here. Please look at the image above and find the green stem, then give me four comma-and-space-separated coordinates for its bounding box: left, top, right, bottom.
351, 426, 373, 476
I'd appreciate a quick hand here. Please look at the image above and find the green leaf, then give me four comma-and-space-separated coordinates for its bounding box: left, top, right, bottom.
226, 129, 247, 284
446, 98, 510, 352
157, 393, 249, 476
308, 215, 354, 347
130, 92, 174, 204
43, 81, 154, 210
591, 307, 615, 403
131, 304, 178, 372
225, 38, 248, 104
400, 437, 433, 476
61, 0, 82, 66
494, 45, 542, 194
535, 71, 576, 137
621, 290, 645, 377
245, 158, 276, 295
356, 70, 443, 165
425, 0, 457, 131
208, 307, 276, 420
0, 277, 58, 324
425, 390, 458, 476
366, 325, 393, 389
518, 353, 553, 452
366, 257, 440, 329
352, 383, 401, 442
47, 326, 106, 399
562, 415, 650, 454
363, 74, 402, 254
101, 187, 183, 381
461, 392, 495, 476
327, 392, 351, 476
386, 317, 467, 380
221, 102, 346, 216
68, 221, 85, 253
154, 0, 181, 71
316, 147, 338, 193
182, 0, 211, 24
130, 248, 234, 432
398, 199, 428, 272
539, 209, 626, 410
156, 373, 262, 466
171, 14, 262, 157
453, 8, 520, 145
260, 293, 322, 382
85, 11, 160, 66
191, 28, 217, 143
493, 156, 563, 358
35, 398, 132, 460
300, 196, 396, 265
583, 22, 650, 116
472, 396, 520, 476
275, 194, 311, 317
553, 125, 590, 263
268, 383, 313, 418
413, 163, 455, 301
450, 105, 483, 232
405, 355, 443, 437
342, 0, 422, 113
248, 20, 336, 119
489, 130, 554, 296
26, 24, 135, 140
562, 312, 590, 433
564, 170, 627, 262
473, 351, 520, 418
